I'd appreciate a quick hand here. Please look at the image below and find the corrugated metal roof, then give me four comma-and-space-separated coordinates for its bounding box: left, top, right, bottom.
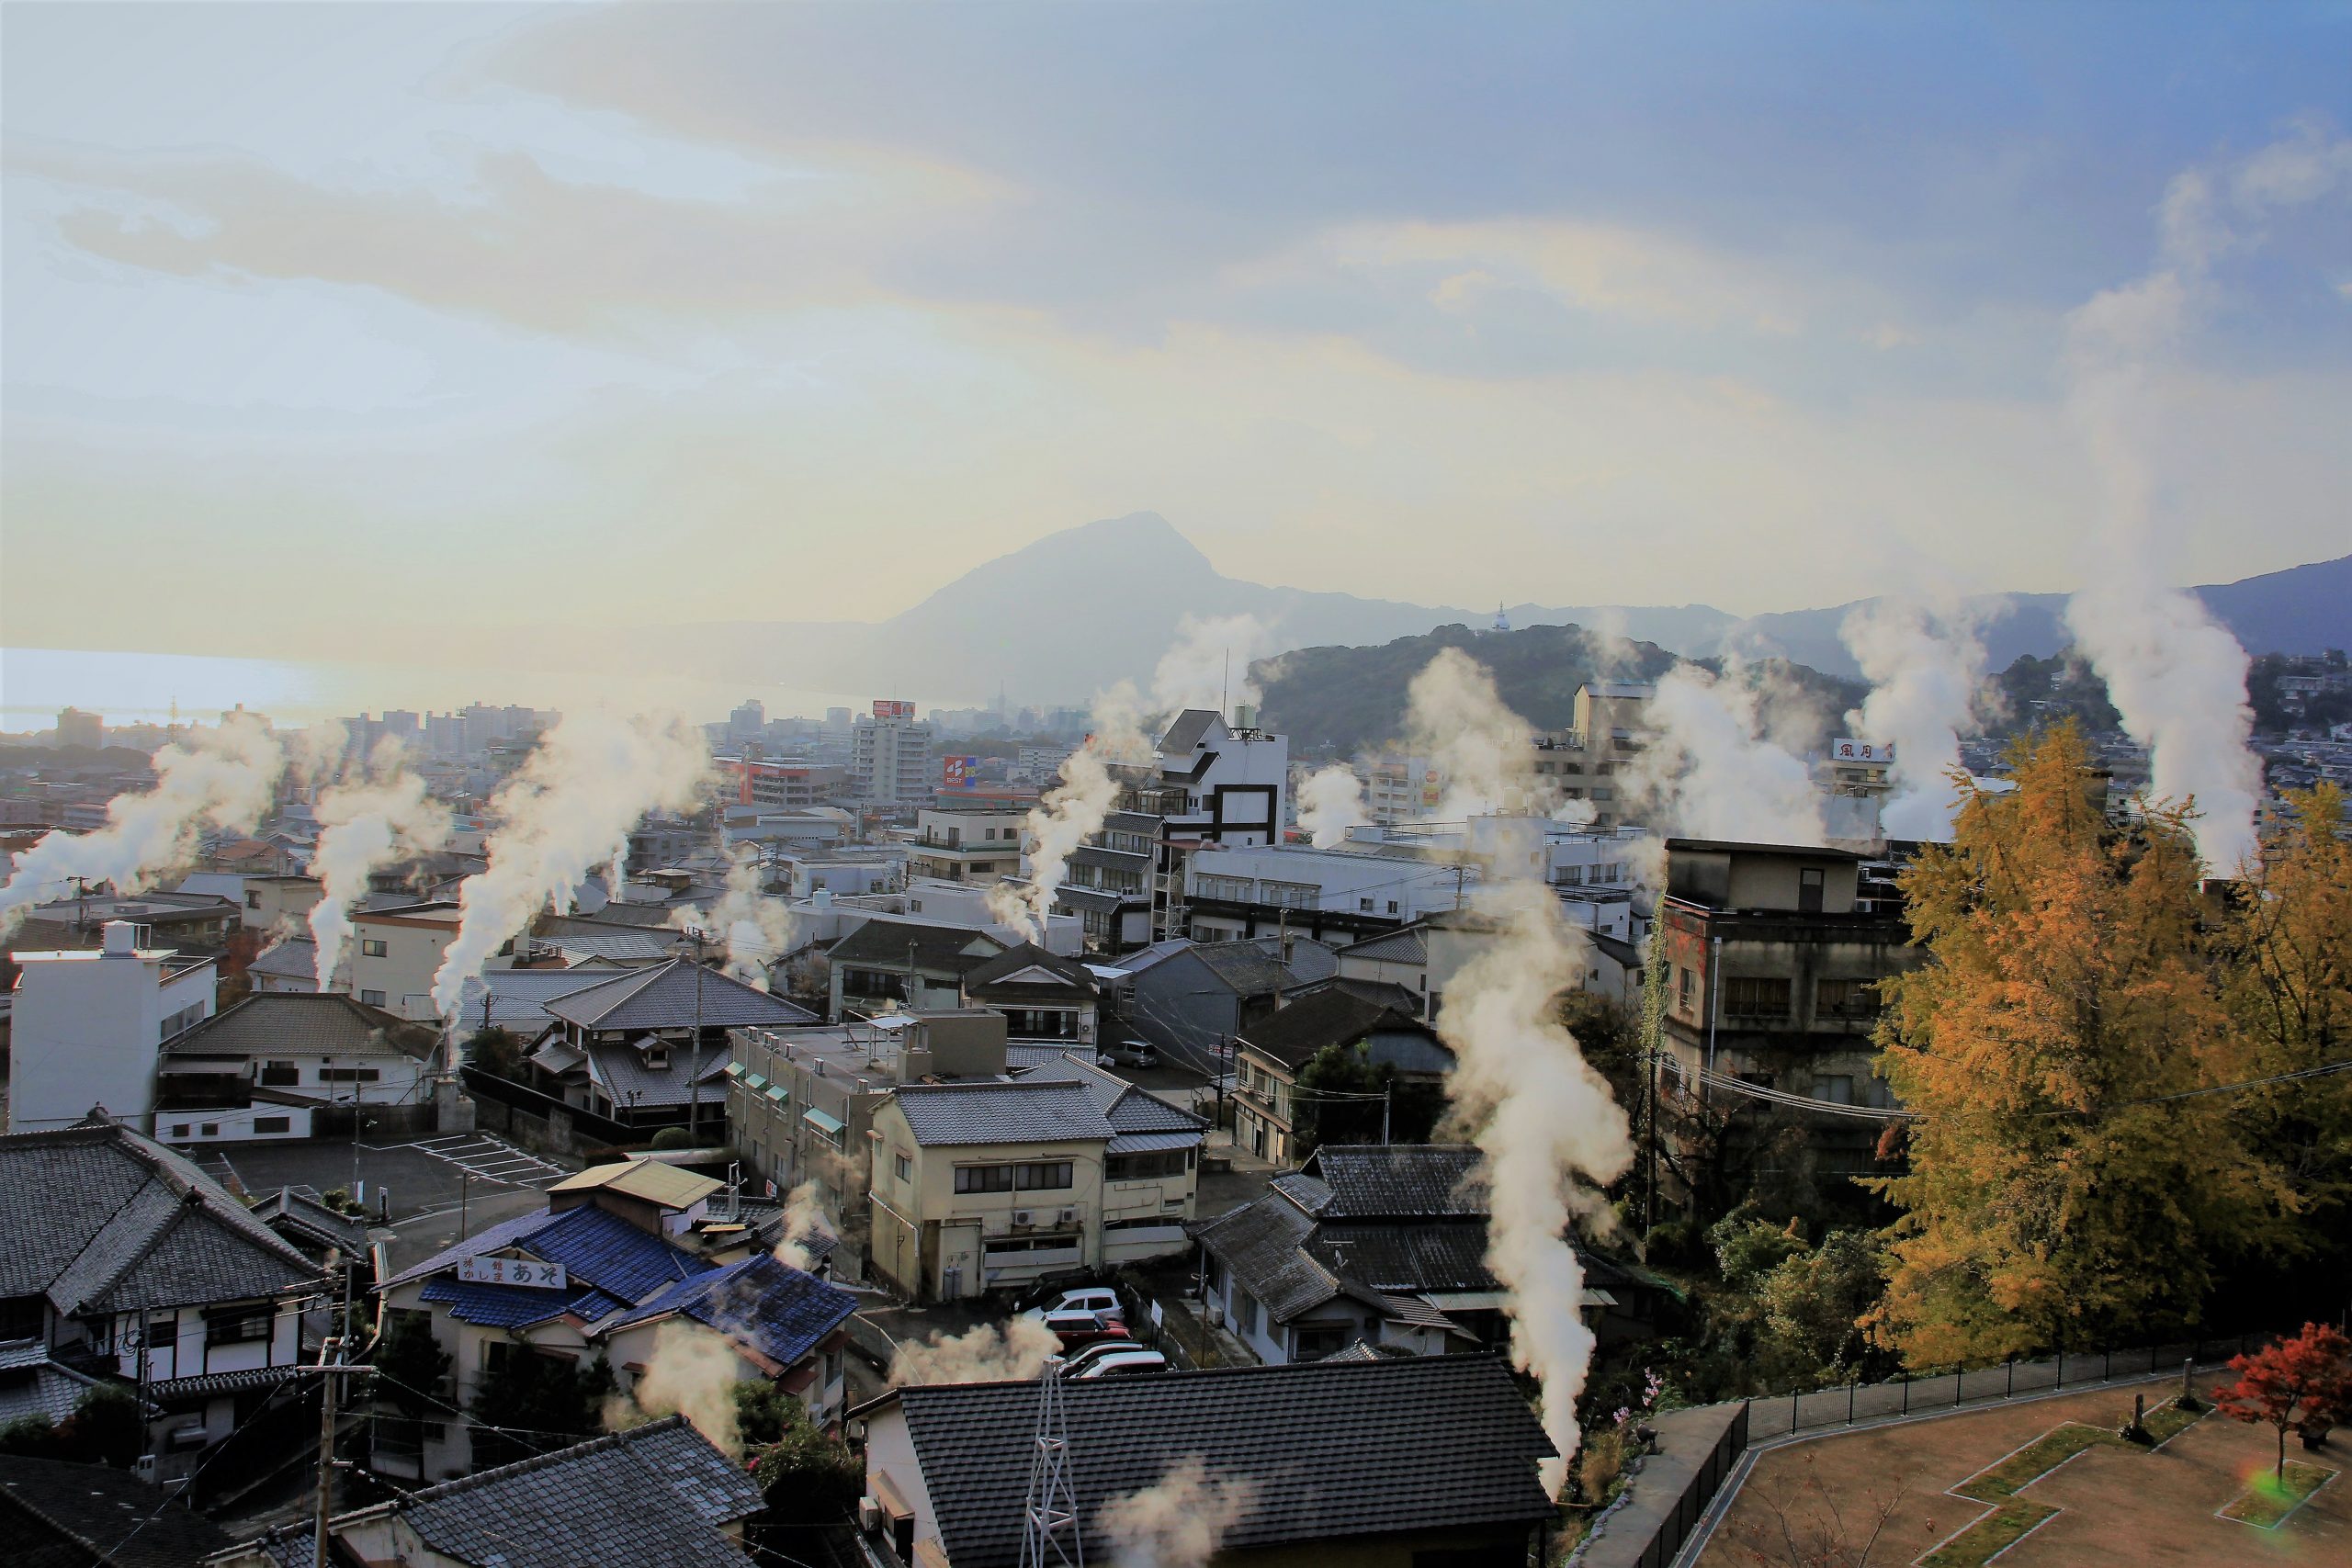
891, 1082, 1115, 1148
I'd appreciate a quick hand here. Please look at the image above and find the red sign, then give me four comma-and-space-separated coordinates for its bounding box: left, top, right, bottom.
873, 699, 916, 721
943, 755, 979, 789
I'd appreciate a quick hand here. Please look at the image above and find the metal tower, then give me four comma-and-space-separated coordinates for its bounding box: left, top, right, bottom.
1018, 1355, 1084, 1568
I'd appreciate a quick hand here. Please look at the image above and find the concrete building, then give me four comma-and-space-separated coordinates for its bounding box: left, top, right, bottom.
1655, 838, 1921, 1182
1182, 840, 1476, 948
6, 920, 217, 1134
826, 919, 1009, 1020
157, 992, 441, 1117
348, 900, 523, 1021
851, 701, 934, 808
725, 758, 850, 809
904, 807, 1028, 885
53, 707, 105, 749
1229, 987, 1450, 1168
1092, 935, 1338, 1077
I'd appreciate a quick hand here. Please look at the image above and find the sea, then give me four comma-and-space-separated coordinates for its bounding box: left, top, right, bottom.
0, 647, 899, 733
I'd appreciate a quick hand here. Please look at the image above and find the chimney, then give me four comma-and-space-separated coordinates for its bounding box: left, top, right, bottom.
101, 919, 139, 958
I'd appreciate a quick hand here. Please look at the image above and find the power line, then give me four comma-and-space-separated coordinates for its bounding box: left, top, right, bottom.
1676, 1055, 2352, 1125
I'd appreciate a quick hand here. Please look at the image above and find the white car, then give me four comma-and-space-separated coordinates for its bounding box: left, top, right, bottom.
1074, 1349, 1169, 1379
1021, 1287, 1125, 1324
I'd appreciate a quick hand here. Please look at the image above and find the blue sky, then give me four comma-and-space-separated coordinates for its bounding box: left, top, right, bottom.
4, 3, 2346, 660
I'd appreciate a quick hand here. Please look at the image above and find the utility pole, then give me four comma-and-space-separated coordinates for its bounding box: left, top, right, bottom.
1381, 1084, 1392, 1145
312, 1251, 344, 1568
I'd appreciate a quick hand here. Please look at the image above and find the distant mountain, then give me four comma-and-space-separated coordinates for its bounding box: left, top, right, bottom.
639, 513, 2349, 702
1254, 623, 1868, 755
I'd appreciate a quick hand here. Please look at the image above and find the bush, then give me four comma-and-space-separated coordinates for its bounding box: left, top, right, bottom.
650, 1127, 695, 1151
0, 1415, 54, 1457
55, 1385, 144, 1468
1576, 1427, 1626, 1506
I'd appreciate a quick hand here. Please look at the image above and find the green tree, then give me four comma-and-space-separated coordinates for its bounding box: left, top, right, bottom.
469, 1345, 612, 1467
743, 1383, 863, 1526
464, 1028, 525, 1081
1865, 724, 2267, 1368
0, 1416, 54, 1457
373, 1310, 454, 1457
55, 1384, 144, 1468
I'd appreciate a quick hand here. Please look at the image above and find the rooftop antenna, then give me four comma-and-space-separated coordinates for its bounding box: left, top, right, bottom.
1019, 1355, 1083, 1567
1221, 649, 1230, 719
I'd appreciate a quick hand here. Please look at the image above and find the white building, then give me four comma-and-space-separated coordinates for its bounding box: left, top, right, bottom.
6, 920, 216, 1134
1183, 840, 1477, 948
852, 700, 935, 807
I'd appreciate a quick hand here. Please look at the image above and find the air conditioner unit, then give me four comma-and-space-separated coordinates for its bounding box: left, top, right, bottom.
1205, 1298, 1225, 1326
1057, 1207, 1079, 1226
857, 1497, 882, 1532
1011, 1209, 1035, 1227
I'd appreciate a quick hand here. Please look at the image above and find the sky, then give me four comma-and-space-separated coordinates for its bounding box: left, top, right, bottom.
4, 2, 2347, 663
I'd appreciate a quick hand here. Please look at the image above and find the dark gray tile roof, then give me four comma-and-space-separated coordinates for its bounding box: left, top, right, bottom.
542, 958, 817, 1033
161, 993, 440, 1063
827, 919, 1007, 976
1190, 1190, 1361, 1323
249, 1186, 372, 1258
457, 968, 619, 1032
1236, 987, 1430, 1071
1339, 925, 1430, 964
0, 1453, 236, 1568
1305, 1223, 1497, 1294
0, 1347, 107, 1427
960, 942, 1099, 996
246, 938, 320, 982
892, 1082, 1115, 1147
884, 1356, 1554, 1568
543, 931, 681, 964
1012, 1057, 1204, 1138
1297, 1145, 1487, 1219
0, 1120, 320, 1317
1156, 709, 1219, 756
389, 1416, 763, 1568
585, 1039, 732, 1110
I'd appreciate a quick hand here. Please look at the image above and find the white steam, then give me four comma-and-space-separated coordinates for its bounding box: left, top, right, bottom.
773, 1180, 830, 1272
612, 1320, 742, 1454
0, 713, 286, 938
1096, 1455, 1257, 1568
429, 712, 710, 1017
1436, 879, 1634, 1497
673, 847, 795, 989
1840, 598, 1988, 841
886, 1317, 1062, 1386
2058, 130, 2345, 873
1406, 648, 1541, 819
1295, 764, 1368, 848
308, 757, 452, 988
1630, 663, 1826, 848
1151, 613, 1274, 715
989, 684, 1155, 942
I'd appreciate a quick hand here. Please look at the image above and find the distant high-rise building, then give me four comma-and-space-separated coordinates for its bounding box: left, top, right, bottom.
55, 707, 104, 749
851, 700, 934, 807
729, 699, 766, 739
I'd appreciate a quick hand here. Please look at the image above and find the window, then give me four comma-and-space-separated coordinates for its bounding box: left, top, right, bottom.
1261, 881, 1317, 909
205, 1303, 272, 1345
1236, 1291, 1262, 1337
171, 1124, 190, 1138
360, 939, 388, 957
1358, 897, 1374, 912
1799, 866, 1826, 913
1724, 977, 1792, 1018
955, 1164, 1017, 1194
894, 1153, 912, 1183
253, 1116, 291, 1134
359, 989, 386, 1007
245, 892, 262, 910
320, 1066, 382, 1083
260, 1062, 300, 1087
1386, 900, 1398, 914
200, 1123, 220, 1136
1013, 1162, 1074, 1191
1814, 1076, 1854, 1105
1677, 966, 1694, 1011
0, 1293, 43, 1341
1294, 1324, 1350, 1360
1107, 1149, 1191, 1181
1816, 978, 1880, 1019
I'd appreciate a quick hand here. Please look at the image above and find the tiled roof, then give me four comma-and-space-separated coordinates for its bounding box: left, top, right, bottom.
1337, 925, 1429, 965
883, 1357, 1554, 1568
544, 931, 680, 964
827, 919, 1007, 976
1296, 1145, 1487, 1219
0, 1119, 319, 1317
604, 1254, 856, 1368
584, 1039, 731, 1110
390, 1416, 763, 1568
891, 1082, 1116, 1148
381, 1202, 708, 1304
1156, 709, 1219, 755
1235, 987, 1430, 1071
247, 938, 321, 981
420, 1274, 629, 1329
248, 1186, 371, 1258
1012, 1057, 1204, 1138
960, 942, 1100, 995
0, 1453, 236, 1568
161, 992, 439, 1063
0, 1350, 107, 1427
1305, 1223, 1497, 1295
542, 958, 817, 1033
457, 968, 627, 1032
1189, 1190, 1361, 1324
548, 1159, 721, 1210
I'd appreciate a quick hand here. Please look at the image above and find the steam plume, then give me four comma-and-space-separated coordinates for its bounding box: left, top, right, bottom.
0, 713, 286, 938
1435, 878, 1633, 1496
614, 1320, 741, 1453
1096, 1455, 1257, 1568
1295, 764, 1368, 848
673, 846, 795, 989
1840, 598, 1988, 841
1151, 613, 1273, 715
989, 685, 1152, 942
1629, 662, 1826, 848
773, 1180, 830, 1272
429, 712, 710, 1017
308, 757, 452, 988
2057, 130, 2346, 873
887, 1316, 1061, 1386
1406, 648, 1540, 819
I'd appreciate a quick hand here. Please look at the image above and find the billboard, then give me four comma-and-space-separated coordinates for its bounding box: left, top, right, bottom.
457, 1255, 569, 1290
942, 755, 979, 789
1831, 739, 1896, 763
873, 699, 916, 721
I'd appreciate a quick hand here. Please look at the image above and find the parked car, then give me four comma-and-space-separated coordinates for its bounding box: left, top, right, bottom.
1097, 1039, 1159, 1069
1073, 1349, 1169, 1379
1022, 1287, 1125, 1325
1042, 1309, 1131, 1350
1008, 1269, 1104, 1314
1057, 1338, 1158, 1378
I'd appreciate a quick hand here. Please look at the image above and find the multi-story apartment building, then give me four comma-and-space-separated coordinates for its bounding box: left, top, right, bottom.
725, 758, 851, 809
1183, 840, 1476, 948
904, 807, 1028, 884
6, 920, 218, 1134
348, 900, 523, 1021
851, 700, 934, 808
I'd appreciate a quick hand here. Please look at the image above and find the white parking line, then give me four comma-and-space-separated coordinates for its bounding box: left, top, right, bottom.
399, 1133, 568, 1189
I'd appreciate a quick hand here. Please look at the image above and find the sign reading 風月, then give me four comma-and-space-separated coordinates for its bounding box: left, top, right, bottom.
1830, 739, 1896, 763
457, 1255, 569, 1290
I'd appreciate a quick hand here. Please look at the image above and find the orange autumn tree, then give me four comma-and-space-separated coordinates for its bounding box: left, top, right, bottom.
1864, 724, 2268, 1369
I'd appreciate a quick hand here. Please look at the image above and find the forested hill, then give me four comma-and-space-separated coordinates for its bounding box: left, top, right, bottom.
1251, 623, 1866, 756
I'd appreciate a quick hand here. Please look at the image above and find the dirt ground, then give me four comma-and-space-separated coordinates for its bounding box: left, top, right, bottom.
1698, 1374, 2349, 1567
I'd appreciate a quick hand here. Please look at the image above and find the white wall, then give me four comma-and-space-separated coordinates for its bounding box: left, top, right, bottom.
7, 945, 213, 1134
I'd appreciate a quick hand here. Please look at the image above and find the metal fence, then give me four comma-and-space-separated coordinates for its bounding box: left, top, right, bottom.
1742, 1328, 2279, 1442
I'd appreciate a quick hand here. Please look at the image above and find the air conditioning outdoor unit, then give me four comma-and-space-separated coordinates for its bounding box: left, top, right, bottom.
857, 1497, 882, 1532
1205, 1298, 1225, 1326
1011, 1209, 1035, 1227
1057, 1207, 1079, 1226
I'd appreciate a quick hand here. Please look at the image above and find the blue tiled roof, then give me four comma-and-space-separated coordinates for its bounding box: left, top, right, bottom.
604, 1254, 857, 1368
381, 1203, 709, 1305
419, 1275, 634, 1329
